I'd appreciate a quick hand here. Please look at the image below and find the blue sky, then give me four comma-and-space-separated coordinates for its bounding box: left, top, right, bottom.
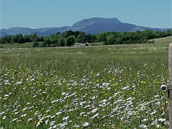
0, 0, 171, 29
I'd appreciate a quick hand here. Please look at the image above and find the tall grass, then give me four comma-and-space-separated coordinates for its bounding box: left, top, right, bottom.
0, 37, 171, 128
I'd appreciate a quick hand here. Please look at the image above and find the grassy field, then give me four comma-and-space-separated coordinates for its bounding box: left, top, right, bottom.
0, 36, 172, 129
0, 41, 104, 48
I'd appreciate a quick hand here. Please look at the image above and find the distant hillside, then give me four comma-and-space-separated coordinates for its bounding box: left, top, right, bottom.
0, 26, 69, 37
69, 17, 162, 33
0, 17, 169, 37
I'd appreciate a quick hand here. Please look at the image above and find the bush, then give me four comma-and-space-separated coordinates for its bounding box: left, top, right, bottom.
32, 42, 39, 47
50, 44, 56, 47
41, 42, 47, 47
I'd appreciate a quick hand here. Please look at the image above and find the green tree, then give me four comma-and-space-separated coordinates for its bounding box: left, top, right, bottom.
62, 30, 74, 38
30, 33, 38, 42
98, 32, 109, 42
58, 38, 65, 46
76, 33, 87, 43
104, 33, 117, 45
65, 36, 75, 46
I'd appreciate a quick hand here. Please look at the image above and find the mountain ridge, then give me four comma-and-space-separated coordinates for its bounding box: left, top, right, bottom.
0, 17, 169, 37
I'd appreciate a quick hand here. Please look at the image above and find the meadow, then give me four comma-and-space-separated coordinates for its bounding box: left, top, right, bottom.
0, 36, 171, 129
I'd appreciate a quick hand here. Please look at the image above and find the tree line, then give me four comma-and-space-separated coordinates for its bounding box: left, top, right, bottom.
0, 30, 171, 47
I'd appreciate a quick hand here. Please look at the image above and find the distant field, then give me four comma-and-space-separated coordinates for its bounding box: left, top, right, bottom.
0, 42, 105, 48
0, 42, 43, 48
0, 36, 171, 128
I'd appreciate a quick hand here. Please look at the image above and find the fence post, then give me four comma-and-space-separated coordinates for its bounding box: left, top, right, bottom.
169, 43, 172, 129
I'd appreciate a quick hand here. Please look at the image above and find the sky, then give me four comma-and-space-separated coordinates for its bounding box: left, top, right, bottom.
0, 0, 172, 29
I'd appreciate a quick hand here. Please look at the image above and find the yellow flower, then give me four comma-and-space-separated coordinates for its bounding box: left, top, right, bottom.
166, 100, 168, 104
161, 106, 165, 110
131, 90, 136, 95
141, 81, 146, 84
114, 83, 118, 86
151, 117, 154, 121
38, 120, 42, 124
35, 111, 38, 115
